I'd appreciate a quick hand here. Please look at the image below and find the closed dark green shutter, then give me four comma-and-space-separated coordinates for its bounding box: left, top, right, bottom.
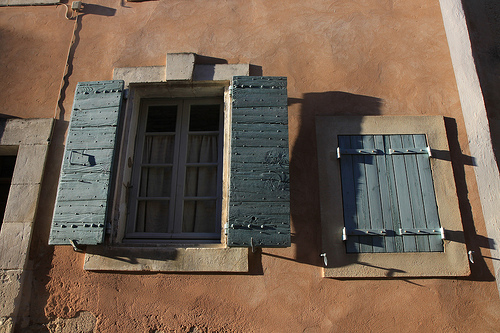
339, 134, 443, 253
227, 76, 290, 248
49, 80, 124, 245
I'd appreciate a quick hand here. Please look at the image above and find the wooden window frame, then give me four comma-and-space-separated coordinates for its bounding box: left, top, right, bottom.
125, 98, 224, 242
316, 116, 470, 278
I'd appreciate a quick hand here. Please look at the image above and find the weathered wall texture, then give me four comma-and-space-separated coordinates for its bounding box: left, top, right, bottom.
0, 0, 499, 332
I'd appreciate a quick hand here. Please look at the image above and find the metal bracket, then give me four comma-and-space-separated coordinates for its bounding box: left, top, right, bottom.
468, 250, 475, 264
388, 147, 432, 157
320, 253, 328, 267
250, 237, 256, 253
343, 228, 387, 239
69, 239, 84, 252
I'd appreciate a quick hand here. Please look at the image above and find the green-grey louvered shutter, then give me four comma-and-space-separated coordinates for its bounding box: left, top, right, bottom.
227, 76, 290, 248
49, 80, 124, 246
338, 134, 443, 253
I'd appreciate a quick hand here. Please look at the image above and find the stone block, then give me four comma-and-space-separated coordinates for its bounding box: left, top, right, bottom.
113, 66, 165, 87
0, 119, 53, 146
0, 317, 13, 333
0, 224, 31, 270
0, 270, 23, 317
193, 64, 250, 81
3, 184, 40, 223
11, 145, 48, 185
166, 53, 195, 80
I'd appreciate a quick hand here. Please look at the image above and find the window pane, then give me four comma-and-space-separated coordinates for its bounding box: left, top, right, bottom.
185, 166, 217, 197
182, 200, 217, 232
136, 201, 169, 233
189, 105, 220, 131
146, 105, 177, 132
140, 167, 172, 197
186, 135, 218, 163
143, 136, 175, 164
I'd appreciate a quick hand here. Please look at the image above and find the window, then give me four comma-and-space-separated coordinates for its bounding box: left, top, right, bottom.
49, 76, 291, 271
316, 116, 469, 278
338, 134, 443, 253
126, 98, 223, 242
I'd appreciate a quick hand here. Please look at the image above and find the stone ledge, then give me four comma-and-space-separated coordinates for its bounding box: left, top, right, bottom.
0, 0, 58, 6
84, 246, 248, 272
0, 119, 53, 146
113, 66, 165, 87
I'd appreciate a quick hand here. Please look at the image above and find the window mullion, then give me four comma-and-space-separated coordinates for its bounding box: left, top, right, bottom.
172, 100, 190, 233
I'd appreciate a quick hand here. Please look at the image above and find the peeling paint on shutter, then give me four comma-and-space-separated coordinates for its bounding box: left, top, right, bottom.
339, 134, 443, 253
227, 76, 290, 248
49, 80, 124, 245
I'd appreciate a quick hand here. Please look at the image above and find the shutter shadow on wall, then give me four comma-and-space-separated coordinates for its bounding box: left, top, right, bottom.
49, 80, 124, 246
227, 76, 291, 248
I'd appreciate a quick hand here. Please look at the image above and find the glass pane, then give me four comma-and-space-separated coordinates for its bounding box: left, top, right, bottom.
186, 135, 218, 163
184, 166, 217, 197
182, 200, 217, 232
136, 201, 169, 233
143, 136, 175, 164
189, 104, 220, 131
146, 105, 177, 132
140, 167, 172, 197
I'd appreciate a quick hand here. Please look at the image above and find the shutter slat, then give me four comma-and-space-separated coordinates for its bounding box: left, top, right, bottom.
339, 136, 360, 253
350, 136, 372, 253
383, 136, 404, 252
402, 135, 430, 252
227, 76, 290, 248
49, 80, 124, 245
414, 134, 443, 251
363, 135, 385, 253
389, 135, 418, 252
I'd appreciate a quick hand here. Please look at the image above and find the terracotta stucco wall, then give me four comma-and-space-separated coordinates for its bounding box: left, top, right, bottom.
1, 0, 499, 331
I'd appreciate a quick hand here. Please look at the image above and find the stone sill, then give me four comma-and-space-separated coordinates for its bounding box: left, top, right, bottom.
84, 246, 248, 272
0, 0, 58, 6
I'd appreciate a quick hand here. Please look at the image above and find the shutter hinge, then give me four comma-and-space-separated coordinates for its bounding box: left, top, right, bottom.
399, 228, 444, 238
224, 222, 229, 235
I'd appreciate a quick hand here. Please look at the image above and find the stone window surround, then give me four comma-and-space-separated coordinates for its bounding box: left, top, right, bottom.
0, 0, 58, 6
83, 53, 250, 272
316, 115, 470, 278
0, 118, 53, 331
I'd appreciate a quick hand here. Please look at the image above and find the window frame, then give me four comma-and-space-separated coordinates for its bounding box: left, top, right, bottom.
111, 81, 231, 245
125, 97, 224, 242
316, 115, 470, 278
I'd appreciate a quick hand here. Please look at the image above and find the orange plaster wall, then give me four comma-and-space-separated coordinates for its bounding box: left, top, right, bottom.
0, 0, 498, 331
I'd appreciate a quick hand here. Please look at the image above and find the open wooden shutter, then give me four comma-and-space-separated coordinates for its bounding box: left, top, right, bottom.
339, 134, 443, 253
49, 80, 124, 246
226, 76, 290, 248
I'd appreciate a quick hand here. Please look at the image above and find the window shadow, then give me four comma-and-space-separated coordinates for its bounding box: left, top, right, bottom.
288, 91, 382, 268
288, 92, 495, 280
